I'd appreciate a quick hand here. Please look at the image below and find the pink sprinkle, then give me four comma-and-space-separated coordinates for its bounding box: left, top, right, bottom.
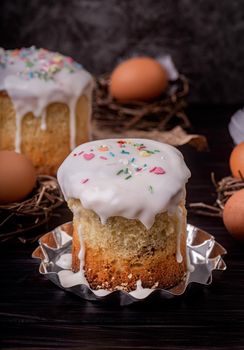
78, 151, 84, 155
136, 167, 142, 172
150, 166, 165, 175
100, 156, 107, 160
81, 178, 89, 184
149, 166, 156, 173
138, 145, 146, 150
83, 153, 95, 160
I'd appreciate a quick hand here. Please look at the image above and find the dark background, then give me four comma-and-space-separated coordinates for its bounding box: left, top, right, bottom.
1, 0, 244, 104
1, 2, 244, 349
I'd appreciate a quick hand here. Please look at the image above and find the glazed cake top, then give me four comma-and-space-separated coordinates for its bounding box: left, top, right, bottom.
57, 139, 191, 229
0, 46, 93, 151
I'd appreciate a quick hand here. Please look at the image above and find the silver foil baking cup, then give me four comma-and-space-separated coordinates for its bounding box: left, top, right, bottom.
32, 222, 227, 305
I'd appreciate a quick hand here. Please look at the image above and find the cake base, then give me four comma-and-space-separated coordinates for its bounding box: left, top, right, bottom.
0, 91, 90, 175
70, 200, 187, 292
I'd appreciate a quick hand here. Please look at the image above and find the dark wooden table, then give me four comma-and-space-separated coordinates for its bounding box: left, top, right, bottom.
1, 106, 244, 350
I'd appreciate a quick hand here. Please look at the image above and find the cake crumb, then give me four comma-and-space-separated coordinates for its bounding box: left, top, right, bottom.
152, 281, 159, 289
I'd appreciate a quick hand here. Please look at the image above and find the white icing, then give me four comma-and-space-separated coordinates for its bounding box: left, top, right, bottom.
0, 47, 93, 152
128, 280, 155, 299
186, 249, 195, 273
56, 253, 72, 269
57, 138, 191, 229
176, 206, 183, 263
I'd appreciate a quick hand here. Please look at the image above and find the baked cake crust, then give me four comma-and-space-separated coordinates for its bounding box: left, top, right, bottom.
0, 92, 90, 174
71, 204, 187, 291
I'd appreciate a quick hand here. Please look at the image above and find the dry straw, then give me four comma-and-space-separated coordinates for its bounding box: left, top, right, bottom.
0, 175, 64, 242
93, 73, 190, 131
189, 172, 244, 217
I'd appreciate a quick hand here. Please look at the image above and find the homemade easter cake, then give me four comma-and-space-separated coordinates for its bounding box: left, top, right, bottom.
0, 47, 93, 175
57, 139, 191, 291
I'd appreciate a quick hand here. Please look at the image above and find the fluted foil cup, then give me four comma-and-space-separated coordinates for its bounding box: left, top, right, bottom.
32, 222, 226, 305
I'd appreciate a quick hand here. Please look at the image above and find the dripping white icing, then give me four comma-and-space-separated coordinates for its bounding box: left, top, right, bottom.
176, 206, 183, 263
0, 47, 93, 152
57, 138, 191, 230
56, 253, 72, 269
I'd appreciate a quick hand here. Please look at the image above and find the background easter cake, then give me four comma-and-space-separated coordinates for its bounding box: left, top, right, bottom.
0, 47, 93, 175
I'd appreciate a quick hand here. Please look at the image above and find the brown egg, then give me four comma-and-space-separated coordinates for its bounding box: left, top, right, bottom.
0, 150, 37, 204
109, 57, 168, 102
229, 142, 244, 179
223, 189, 244, 241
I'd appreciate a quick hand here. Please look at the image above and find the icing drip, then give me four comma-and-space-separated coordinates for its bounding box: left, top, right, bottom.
40, 109, 47, 131
176, 206, 183, 263
15, 111, 23, 153
58, 138, 191, 229
0, 46, 93, 151
56, 253, 72, 269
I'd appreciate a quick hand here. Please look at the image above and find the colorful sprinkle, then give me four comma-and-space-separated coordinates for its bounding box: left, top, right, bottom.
0, 46, 82, 82
78, 151, 84, 155
149, 166, 157, 173
109, 152, 115, 157
83, 153, 95, 160
149, 185, 154, 193
81, 178, 89, 184
98, 145, 109, 152
121, 150, 130, 154
100, 156, 108, 160
130, 158, 135, 163
125, 175, 132, 180
139, 150, 151, 157
150, 166, 165, 175
116, 169, 124, 175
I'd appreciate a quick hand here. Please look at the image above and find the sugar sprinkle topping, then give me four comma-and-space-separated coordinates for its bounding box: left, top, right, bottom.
0, 46, 82, 81
72, 139, 168, 192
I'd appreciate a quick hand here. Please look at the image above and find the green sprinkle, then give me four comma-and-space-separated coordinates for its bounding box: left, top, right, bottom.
149, 185, 154, 193
26, 61, 34, 68
125, 175, 132, 180
124, 168, 129, 174
130, 157, 135, 163
109, 152, 115, 157
116, 169, 124, 175
143, 164, 147, 167
154, 149, 160, 153
121, 150, 130, 154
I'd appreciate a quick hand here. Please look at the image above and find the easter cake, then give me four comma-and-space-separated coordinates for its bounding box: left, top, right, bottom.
57, 138, 191, 291
0, 47, 93, 175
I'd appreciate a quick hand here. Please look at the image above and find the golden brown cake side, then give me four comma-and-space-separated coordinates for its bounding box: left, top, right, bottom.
0, 91, 90, 175
70, 199, 187, 292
